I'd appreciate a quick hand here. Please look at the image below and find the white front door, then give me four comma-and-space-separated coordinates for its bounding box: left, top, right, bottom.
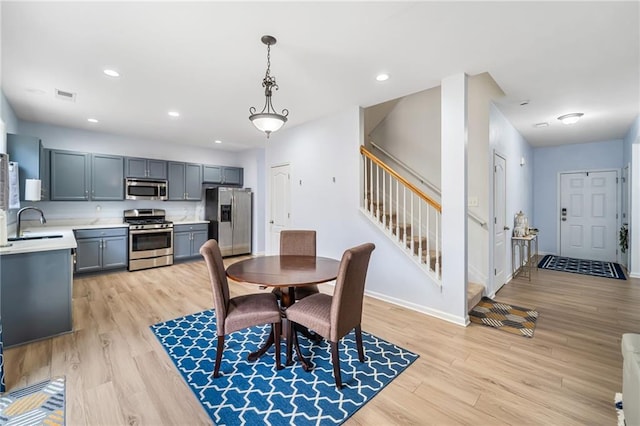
269, 164, 291, 254
493, 153, 507, 292
560, 170, 618, 261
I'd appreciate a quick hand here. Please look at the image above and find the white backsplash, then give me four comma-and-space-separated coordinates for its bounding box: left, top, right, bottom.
12, 198, 205, 229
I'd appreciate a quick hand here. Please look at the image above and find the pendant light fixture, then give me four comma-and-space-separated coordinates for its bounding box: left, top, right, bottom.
249, 35, 289, 138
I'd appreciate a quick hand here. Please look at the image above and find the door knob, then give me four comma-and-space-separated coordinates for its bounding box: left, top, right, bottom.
504, 226, 510, 230
269, 220, 274, 224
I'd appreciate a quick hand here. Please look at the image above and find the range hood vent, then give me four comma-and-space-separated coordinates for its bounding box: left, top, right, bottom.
55, 89, 76, 102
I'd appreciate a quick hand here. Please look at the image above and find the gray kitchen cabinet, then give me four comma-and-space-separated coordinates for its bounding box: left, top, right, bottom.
50, 149, 91, 200
6, 133, 50, 201
92, 154, 124, 200
74, 227, 128, 273
125, 157, 167, 179
168, 162, 202, 200
173, 223, 208, 260
202, 165, 243, 186
1, 249, 73, 347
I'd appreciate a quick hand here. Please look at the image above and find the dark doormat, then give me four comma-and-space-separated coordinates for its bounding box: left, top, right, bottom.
537, 254, 626, 280
469, 297, 539, 338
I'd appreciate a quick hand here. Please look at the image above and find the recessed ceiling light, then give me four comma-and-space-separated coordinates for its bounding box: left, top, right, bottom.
557, 113, 584, 125
534, 122, 549, 128
103, 69, 120, 78
87, 118, 99, 123
168, 111, 180, 118
214, 140, 222, 144
376, 73, 390, 82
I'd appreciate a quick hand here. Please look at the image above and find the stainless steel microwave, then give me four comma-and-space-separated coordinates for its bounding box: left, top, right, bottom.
125, 178, 168, 201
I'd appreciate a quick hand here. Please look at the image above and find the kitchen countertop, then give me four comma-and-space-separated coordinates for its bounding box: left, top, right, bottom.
0, 229, 77, 256
0, 219, 210, 256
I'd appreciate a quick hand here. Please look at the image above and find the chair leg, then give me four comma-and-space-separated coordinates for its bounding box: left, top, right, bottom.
330, 340, 342, 389
291, 324, 312, 371
273, 322, 283, 370
214, 335, 225, 378
355, 325, 365, 363
286, 319, 293, 366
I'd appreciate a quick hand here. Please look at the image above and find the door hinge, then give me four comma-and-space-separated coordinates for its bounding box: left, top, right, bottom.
494, 217, 497, 224
494, 165, 497, 172
288, 213, 290, 219
616, 177, 619, 183
617, 213, 619, 219
494, 268, 497, 276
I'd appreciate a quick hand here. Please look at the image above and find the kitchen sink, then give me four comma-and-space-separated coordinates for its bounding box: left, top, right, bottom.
8, 234, 64, 242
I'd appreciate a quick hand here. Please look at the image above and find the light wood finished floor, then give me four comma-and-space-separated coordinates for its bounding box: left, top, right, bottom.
5, 257, 639, 425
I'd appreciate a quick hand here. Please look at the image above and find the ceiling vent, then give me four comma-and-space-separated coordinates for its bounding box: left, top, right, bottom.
55, 89, 76, 102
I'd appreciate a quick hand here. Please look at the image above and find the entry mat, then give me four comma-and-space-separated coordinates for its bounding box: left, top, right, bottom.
537, 255, 626, 280
151, 309, 419, 425
0, 376, 65, 425
469, 297, 539, 338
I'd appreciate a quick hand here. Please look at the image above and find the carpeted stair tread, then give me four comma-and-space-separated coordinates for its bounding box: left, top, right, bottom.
467, 282, 484, 313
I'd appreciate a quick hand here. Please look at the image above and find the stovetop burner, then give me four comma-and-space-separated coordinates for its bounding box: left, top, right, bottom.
123, 208, 173, 229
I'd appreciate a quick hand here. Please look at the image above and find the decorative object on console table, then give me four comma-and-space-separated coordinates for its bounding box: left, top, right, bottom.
513, 210, 529, 237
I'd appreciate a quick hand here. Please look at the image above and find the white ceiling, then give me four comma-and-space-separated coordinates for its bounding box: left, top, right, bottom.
2, 2, 638, 151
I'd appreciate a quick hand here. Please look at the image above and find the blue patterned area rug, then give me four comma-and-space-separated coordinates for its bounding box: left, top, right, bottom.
538, 255, 626, 280
0, 377, 65, 425
151, 310, 418, 425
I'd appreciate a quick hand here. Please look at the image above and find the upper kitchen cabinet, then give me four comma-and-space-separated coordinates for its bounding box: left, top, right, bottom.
50, 150, 91, 201
125, 157, 167, 179
168, 162, 202, 200
202, 165, 243, 186
91, 154, 124, 200
51, 150, 124, 201
6, 133, 50, 201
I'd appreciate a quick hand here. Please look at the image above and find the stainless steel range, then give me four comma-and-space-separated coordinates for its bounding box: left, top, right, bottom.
124, 208, 173, 271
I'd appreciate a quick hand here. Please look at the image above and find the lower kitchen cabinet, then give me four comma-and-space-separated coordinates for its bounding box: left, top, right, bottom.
174, 223, 208, 260
74, 227, 128, 273
1, 249, 73, 347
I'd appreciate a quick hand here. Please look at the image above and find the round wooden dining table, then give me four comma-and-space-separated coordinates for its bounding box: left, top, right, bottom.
226, 255, 340, 366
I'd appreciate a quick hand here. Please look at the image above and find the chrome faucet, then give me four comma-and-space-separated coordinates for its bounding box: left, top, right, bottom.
16, 206, 47, 237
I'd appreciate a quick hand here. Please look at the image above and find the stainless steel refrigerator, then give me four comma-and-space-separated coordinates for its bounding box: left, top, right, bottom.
205, 187, 252, 257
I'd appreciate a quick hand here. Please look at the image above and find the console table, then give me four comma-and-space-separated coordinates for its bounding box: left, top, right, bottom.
512, 234, 538, 281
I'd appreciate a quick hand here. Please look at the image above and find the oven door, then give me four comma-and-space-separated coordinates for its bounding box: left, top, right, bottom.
129, 228, 173, 260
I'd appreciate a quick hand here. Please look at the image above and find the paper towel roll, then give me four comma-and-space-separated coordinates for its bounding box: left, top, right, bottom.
25, 179, 41, 201
0, 209, 7, 247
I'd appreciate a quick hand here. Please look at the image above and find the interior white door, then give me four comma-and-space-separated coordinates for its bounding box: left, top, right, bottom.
269, 164, 291, 254
560, 170, 618, 261
493, 153, 507, 292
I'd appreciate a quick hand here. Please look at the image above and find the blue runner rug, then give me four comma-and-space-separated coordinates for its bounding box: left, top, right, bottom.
151, 310, 418, 425
537, 254, 626, 280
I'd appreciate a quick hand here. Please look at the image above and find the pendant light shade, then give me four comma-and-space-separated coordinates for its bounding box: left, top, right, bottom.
249, 35, 289, 138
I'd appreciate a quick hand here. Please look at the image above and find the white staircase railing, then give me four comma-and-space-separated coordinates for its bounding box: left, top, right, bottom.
360, 146, 442, 283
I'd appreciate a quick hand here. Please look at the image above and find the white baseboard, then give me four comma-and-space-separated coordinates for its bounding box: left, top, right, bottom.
363, 288, 468, 327
629, 272, 640, 279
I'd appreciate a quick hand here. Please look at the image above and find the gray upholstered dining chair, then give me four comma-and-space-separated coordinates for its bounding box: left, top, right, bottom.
272, 230, 320, 301
200, 239, 282, 378
285, 242, 375, 389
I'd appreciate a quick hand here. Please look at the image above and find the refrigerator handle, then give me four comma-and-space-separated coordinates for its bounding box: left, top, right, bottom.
231, 195, 234, 230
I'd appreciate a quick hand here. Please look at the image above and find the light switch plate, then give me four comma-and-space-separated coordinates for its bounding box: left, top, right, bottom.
468, 196, 479, 207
